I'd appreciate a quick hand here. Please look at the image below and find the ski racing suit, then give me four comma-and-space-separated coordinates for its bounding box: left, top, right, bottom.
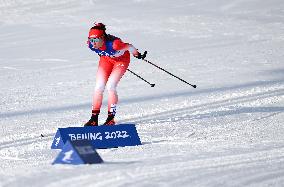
88, 34, 138, 115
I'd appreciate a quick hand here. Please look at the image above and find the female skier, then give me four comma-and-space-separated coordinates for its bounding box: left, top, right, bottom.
84, 23, 146, 126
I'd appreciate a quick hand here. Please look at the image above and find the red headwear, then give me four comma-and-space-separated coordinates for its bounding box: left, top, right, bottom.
88, 23, 106, 38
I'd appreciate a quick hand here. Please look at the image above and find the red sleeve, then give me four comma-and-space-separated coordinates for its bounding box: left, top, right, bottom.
113, 39, 128, 50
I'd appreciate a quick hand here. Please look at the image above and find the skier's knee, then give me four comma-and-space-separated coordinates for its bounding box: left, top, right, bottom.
106, 83, 117, 92
94, 84, 105, 92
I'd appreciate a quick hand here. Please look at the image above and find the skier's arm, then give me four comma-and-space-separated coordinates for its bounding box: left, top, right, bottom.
113, 39, 139, 56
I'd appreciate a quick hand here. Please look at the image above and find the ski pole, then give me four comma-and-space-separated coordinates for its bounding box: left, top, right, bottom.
141, 52, 197, 88
127, 68, 155, 87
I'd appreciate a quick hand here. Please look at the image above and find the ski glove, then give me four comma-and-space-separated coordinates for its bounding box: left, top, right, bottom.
135, 51, 147, 60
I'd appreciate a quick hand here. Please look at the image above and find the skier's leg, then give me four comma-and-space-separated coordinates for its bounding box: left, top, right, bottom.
92, 57, 113, 112
85, 57, 113, 126
104, 53, 130, 125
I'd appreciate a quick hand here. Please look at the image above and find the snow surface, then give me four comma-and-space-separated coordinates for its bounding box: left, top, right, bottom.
0, 0, 284, 186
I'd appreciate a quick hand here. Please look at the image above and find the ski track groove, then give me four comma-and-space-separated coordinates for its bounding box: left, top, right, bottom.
0, 133, 54, 150
41, 145, 284, 187
121, 87, 284, 125
1, 85, 282, 152
6, 143, 282, 187
119, 148, 284, 187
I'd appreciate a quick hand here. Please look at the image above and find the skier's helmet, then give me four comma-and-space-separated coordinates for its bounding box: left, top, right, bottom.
89, 23, 106, 38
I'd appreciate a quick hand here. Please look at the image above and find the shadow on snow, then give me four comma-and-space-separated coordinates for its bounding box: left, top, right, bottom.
1, 78, 283, 119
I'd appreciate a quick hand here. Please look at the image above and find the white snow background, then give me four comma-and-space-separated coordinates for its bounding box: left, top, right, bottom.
0, 0, 284, 186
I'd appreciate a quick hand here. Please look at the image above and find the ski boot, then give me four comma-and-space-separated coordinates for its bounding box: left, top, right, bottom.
84, 110, 99, 127
103, 112, 115, 125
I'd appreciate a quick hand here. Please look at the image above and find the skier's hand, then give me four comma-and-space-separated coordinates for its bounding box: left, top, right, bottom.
135, 51, 147, 60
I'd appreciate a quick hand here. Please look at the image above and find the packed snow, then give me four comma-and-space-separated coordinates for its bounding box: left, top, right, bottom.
0, 0, 284, 186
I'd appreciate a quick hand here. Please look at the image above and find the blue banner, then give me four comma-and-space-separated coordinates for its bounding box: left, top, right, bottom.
51, 124, 141, 149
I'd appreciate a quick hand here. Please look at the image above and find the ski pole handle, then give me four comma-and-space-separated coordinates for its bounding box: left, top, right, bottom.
135, 51, 147, 60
